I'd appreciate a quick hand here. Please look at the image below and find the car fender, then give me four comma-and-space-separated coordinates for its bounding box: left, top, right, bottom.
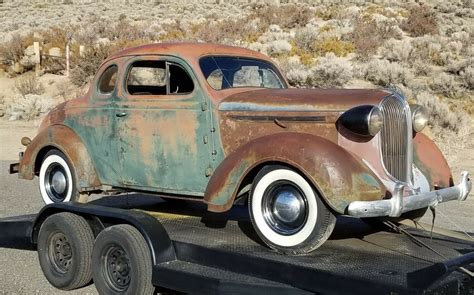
413, 132, 453, 189
205, 132, 386, 213
19, 124, 101, 191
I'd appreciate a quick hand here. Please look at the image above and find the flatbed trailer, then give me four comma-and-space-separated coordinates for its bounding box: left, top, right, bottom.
0, 195, 473, 294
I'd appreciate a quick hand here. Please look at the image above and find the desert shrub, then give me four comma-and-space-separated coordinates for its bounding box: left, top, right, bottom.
0, 33, 33, 64
362, 59, 413, 87
309, 53, 352, 88
461, 66, 474, 90
252, 5, 313, 29
430, 72, 461, 98
350, 19, 388, 60
379, 38, 413, 63
314, 5, 344, 21
191, 18, 261, 44
282, 60, 312, 88
267, 40, 292, 56
7, 94, 52, 121
292, 27, 318, 51
15, 73, 44, 97
416, 92, 469, 135
70, 44, 111, 87
311, 37, 353, 57
400, 4, 438, 37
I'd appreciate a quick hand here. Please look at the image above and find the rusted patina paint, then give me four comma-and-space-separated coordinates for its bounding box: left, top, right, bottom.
205, 132, 386, 213
412, 132, 453, 188
18, 124, 101, 190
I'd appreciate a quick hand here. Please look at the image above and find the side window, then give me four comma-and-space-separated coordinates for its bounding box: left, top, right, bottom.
127, 61, 167, 95
126, 60, 194, 96
98, 65, 118, 94
169, 64, 194, 94
207, 69, 223, 90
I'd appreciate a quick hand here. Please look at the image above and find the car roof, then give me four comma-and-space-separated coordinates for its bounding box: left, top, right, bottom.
105, 42, 272, 63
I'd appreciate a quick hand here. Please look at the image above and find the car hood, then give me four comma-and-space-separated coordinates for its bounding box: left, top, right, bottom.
218, 88, 391, 113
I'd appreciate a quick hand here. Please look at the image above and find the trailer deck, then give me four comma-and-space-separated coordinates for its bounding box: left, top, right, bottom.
0, 195, 473, 294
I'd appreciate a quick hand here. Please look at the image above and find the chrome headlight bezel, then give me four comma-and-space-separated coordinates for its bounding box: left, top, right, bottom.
368, 106, 383, 136
410, 104, 429, 132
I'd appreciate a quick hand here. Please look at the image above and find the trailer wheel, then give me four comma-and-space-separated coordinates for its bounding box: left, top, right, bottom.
92, 224, 154, 295
249, 166, 336, 255
39, 149, 85, 204
37, 212, 94, 290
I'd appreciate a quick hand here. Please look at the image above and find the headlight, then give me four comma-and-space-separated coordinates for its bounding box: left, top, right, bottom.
411, 104, 429, 132
338, 105, 384, 137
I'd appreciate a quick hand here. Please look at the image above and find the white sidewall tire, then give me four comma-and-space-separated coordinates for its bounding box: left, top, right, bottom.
251, 169, 318, 247
39, 154, 74, 204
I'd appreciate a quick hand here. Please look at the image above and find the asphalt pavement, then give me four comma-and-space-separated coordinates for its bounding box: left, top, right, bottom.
0, 161, 97, 294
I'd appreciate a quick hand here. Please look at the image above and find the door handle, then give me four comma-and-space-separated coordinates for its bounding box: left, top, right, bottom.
116, 112, 128, 118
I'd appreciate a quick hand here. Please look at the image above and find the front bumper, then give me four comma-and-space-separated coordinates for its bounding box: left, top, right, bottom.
347, 171, 471, 218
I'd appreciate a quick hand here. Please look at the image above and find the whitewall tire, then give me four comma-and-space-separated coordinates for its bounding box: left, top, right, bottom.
249, 166, 336, 254
39, 150, 78, 204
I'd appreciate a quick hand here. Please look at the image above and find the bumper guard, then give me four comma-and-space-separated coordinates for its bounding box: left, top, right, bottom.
347, 171, 471, 218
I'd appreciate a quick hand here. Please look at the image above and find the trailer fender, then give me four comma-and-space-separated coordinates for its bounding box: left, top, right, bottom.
31, 203, 176, 265
18, 124, 101, 191
205, 132, 386, 213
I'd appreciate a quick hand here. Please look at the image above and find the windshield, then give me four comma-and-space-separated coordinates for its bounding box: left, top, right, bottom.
200, 56, 286, 90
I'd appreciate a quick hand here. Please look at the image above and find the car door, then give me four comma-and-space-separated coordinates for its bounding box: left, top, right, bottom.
115, 55, 213, 196
63, 61, 122, 186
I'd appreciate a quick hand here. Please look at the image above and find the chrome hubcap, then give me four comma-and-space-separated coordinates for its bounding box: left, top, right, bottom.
51, 171, 67, 194
45, 164, 69, 202
262, 181, 308, 235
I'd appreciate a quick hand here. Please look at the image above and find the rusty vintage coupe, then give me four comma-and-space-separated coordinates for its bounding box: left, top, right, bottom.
10, 43, 471, 254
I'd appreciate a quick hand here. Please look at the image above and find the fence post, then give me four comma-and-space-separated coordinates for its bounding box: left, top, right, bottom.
33, 41, 41, 77
79, 45, 85, 57
66, 44, 70, 77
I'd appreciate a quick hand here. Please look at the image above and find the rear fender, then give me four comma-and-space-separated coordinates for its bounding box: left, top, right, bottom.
205, 132, 386, 213
19, 124, 101, 191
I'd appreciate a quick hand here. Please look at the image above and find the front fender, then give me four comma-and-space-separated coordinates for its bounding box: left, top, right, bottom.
413, 132, 453, 189
19, 124, 101, 190
205, 132, 386, 213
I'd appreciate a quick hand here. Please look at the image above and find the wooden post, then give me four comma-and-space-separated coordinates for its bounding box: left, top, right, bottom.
33, 42, 40, 77
79, 45, 85, 57
66, 44, 70, 77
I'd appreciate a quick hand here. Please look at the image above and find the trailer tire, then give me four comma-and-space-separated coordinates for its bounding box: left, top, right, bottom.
92, 224, 154, 295
249, 166, 336, 255
37, 212, 94, 290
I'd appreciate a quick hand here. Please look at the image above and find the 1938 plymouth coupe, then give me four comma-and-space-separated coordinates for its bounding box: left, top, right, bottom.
10, 43, 471, 254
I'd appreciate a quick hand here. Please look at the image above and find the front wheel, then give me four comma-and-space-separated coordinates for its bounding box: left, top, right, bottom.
39, 149, 86, 204
249, 166, 336, 255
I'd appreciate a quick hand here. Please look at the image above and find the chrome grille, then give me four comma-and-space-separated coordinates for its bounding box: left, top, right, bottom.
379, 95, 411, 183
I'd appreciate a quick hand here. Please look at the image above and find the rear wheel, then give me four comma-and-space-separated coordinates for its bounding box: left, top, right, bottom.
92, 224, 154, 295
39, 149, 87, 204
249, 166, 336, 255
37, 213, 94, 290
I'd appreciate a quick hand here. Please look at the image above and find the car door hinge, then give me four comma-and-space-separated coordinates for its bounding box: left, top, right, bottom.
201, 102, 208, 111
203, 135, 208, 144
